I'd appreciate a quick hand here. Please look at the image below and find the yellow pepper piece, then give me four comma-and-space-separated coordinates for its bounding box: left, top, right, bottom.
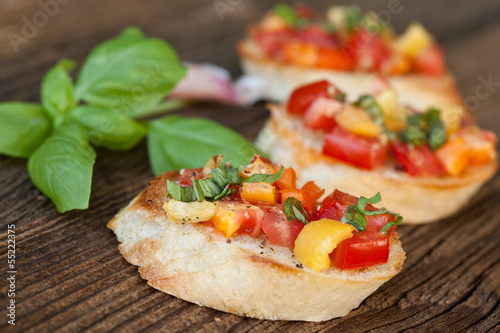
294, 219, 356, 272
375, 89, 408, 132
394, 22, 434, 57
208, 204, 240, 238
431, 103, 464, 136
335, 106, 382, 138
240, 182, 279, 205
435, 137, 469, 176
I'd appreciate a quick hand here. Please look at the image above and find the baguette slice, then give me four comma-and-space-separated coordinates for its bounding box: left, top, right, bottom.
108, 171, 405, 321
238, 39, 463, 110
256, 104, 497, 224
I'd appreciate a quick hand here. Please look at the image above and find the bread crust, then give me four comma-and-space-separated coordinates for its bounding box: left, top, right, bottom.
108, 171, 406, 321
238, 39, 463, 110
256, 104, 498, 224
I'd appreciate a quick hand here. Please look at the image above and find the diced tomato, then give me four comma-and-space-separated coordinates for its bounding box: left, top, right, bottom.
301, 181, 325, 202
330, 230, 390, 270
274, 167, 297, 190
316, 48, 354, 71
287, 80, 332, 115
390, 142, 446, 177
280, 189, 315, 213
345, 30, 390, 71
302, 97, 341, 131
261, 206, 305, 248
412, 45, 446, 76
315, 189, 396, 233
322, 126, 388, 170
297, 26, 339, 49
179, 168, 204, 186
237, 206, 265, 237
254, 28, 294, 58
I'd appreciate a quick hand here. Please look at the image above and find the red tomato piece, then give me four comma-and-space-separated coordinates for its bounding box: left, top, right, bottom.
179, 168, 204, 186
274, 167, 297, 190
286, 80, 332, 115
236, 205, 265, 237
280, 189, 315, 213
302, 97, 341, 131
301, 181, 325, 203
412, 45, 445, 76
390, 142, 446, 177
345, 30, 390, 71
322, 126, 388, 170
297, 26, 339, 49
261, 206, 305, 248
330, 230, 390, 270
317, 48, 354, 71
254, 28, 294, 58
315, 189, 396, 233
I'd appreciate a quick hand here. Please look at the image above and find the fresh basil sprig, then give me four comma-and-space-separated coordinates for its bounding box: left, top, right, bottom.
341, 192, 403, 235
0, 27, 261, 213
283, 197, 310, 225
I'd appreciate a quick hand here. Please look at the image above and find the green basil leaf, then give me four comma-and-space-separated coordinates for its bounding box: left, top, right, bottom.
166, 179, 196, 202
27, 122, 96, 212
345, 6, 363, 31
70, 105, 146, 150
75, 27, 186, 117
354, 95, 384, 126
274, 3, 299, 26
192, 179, 206, 201
198, 178, 223, 198
0, 102, 51, 158
147, 115, 261, 176
400, 114, 427, 146
41, 59, 76, 119
241, 166, 284, 184
211, 165, 240, 188
379, 214, 403, 235
213, 184, 236, 201
283, 197, 310, 225
423, 108, 446, 150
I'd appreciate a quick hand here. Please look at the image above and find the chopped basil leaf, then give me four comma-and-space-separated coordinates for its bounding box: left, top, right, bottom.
340, 192, 403, 235
335, 92, 346, 103
354, 95, 384, 127
400, 114, 427, 146
167, 179, 196, 202
192, 179, 206, 201
283, 197, 310, 224
212, 164, 240, 187
379, 214, 403, 235
345, 6, 363, 31
423, 108, 446, 150
198, 178, 222, 199
241, 166, 284, 184
274, 3, 299, 26
399, 109, 447, 150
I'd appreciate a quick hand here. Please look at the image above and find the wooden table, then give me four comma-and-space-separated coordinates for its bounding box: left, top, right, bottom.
1, 0, 500, 332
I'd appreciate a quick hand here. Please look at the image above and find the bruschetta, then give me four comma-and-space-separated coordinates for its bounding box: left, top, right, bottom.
238, 4, 462, 111
108, 155, 405, 321
256, 80, 498, 223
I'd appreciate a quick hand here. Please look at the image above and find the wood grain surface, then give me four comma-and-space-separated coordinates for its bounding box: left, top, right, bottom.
1, 0, 500, 332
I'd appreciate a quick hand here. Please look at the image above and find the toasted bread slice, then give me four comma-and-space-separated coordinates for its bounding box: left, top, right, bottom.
108, 171, 405, 321
256, 105, 497, 224
238, 39, 463, 110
